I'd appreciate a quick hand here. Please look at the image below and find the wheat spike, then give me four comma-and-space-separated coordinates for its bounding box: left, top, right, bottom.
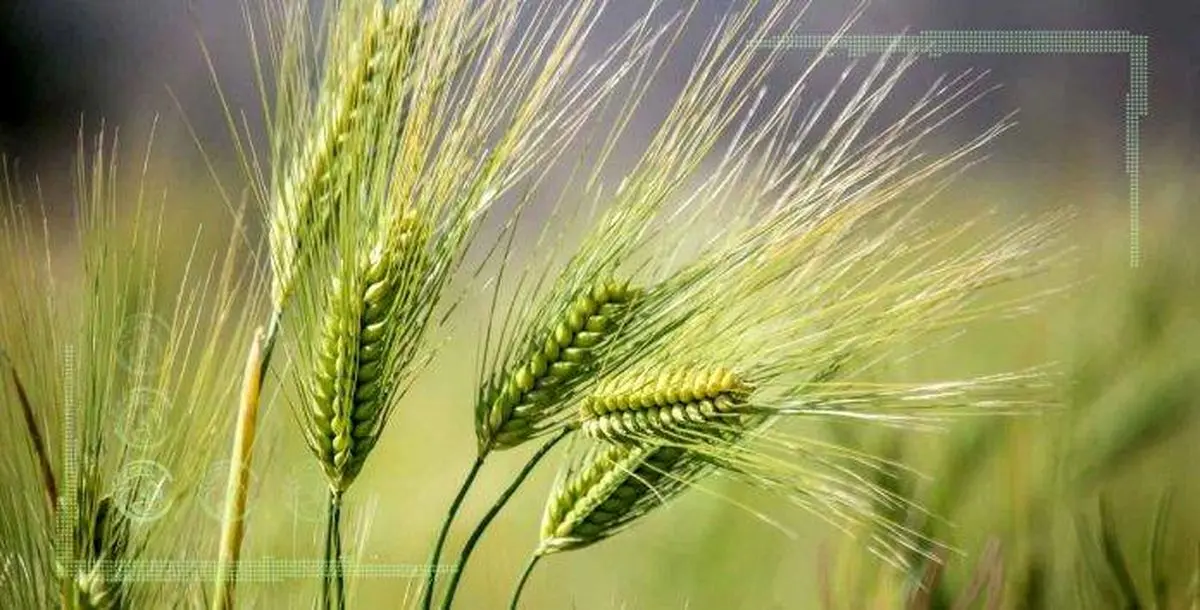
269, 2, 421, 308
304, 213, 430, 490
580, 365, 754, 443
479, 280, 638, 452
538, 440, 721, 555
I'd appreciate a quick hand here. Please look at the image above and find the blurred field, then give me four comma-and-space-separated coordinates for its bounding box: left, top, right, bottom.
189, 143, 1195, 608
3, 100, 1199, 610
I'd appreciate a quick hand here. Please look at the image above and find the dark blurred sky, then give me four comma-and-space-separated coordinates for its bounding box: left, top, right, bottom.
0, 0, 1196, 183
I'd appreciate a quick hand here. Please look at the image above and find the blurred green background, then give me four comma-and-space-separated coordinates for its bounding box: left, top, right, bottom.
216, 150, 1198, 609
2, 1, 1199, 608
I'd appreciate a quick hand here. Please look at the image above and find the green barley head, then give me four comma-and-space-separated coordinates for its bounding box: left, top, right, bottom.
0, 130, 269, 607
282, 0, 648, 490
526, 50, 1070, 566
263, 0, 424, 311
537, 440, 711, 555
473, 1, 819, 455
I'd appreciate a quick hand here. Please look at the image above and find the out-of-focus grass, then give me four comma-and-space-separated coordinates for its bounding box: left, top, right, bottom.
404, 149, 1200, 609
4, 138, 1197, 608
807, 153, 1200, 610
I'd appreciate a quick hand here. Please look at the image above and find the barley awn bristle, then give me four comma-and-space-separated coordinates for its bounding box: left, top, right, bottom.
305, 213, 430, 490
581, 365, 754, 443
480, 280, 638, 451
269, 2, 419, 308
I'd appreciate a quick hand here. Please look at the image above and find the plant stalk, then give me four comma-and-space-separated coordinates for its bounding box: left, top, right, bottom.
321, 490, 334, 609
441, 428, 570, 610
507, 554, 542, 610
211, 323, 270, 610
258, 309, 281, 381
420, 453, 487, 610
323, 488, 346, 610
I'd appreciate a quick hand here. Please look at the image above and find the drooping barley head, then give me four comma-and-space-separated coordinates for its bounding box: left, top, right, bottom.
302, 213, 431, 490
537, 441, 707, 555
580, 364, 754, 444
478, 280, 639, 452
474, 1, 809, 455
518, 36, 1072, 570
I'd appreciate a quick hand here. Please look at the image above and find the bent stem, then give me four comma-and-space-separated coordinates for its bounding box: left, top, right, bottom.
212, 325, 268, 610
420, 454, 487, 610
257, 309, 282, 380
323, 488, 347, 610
440, 428, 570, 610
508, 554, 542, 610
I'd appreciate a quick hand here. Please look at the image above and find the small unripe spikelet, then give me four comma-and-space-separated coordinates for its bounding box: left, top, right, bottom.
480, 280, 638, 451
74, 569, 119, 610
580, 365, 753, 443
63, 496, 128, 610
306, 214, 429, 490
538, 443, 696, 554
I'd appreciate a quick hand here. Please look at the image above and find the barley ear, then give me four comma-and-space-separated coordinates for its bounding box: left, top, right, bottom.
268, 1, 421, 309
537, 441, 703, 555
302, 213, 430, 491
69, 497, 131, 610
580, 364, 754, 444
479, 280, 638, 452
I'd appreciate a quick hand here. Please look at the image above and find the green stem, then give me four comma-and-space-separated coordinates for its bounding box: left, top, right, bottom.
441, 428, 570, 610
420, 454, 487, 610
258, 309, 282, 380
507, 554, 542, 610
323, 489, 346, 610
321, 490, 334, 610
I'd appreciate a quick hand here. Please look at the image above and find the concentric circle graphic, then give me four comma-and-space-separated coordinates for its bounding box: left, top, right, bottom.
112, 460, 173, 523
199, 459, 261, 522
282, 465, 327, 524
114, 388, 170, 451
116, 313, 171, 377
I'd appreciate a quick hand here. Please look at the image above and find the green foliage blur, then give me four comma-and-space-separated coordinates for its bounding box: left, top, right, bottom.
3, 126, 1197, 610
239, 146, 1194, 609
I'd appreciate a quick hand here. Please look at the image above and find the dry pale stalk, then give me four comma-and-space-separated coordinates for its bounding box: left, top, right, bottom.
211, 327, 265, 610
